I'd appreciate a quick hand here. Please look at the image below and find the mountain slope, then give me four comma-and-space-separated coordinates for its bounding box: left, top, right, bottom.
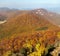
0, 10, 59, 38
32, 8, 60, 27
0, 8, 60, 56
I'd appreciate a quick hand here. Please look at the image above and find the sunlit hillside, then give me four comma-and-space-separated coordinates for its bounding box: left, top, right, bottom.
0, 8, 60, 56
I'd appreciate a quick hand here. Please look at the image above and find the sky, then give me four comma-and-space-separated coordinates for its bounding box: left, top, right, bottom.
0, 0, 60, 9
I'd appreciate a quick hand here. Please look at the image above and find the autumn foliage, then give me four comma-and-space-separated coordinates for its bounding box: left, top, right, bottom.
0, 10, 60, 56
0, 30, 60, 56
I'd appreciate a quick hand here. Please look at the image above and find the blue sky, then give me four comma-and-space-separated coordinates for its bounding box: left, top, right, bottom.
0, 0, 60, 9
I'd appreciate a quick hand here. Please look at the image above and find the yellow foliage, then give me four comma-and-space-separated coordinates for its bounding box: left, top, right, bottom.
35, 43, 41, 51
57, 32, 60, 38
29, 43, 45, 56
23, 42, 32, 48
3, 51, 12, 56
29, 52, 41, 56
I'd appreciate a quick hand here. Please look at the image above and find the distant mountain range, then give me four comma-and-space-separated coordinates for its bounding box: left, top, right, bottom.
46, 7, 60, 14
0, 7, 60, 13
0, 7, 18, 11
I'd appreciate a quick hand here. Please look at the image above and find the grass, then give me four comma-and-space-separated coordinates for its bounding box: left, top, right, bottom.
36, 26, 48, 31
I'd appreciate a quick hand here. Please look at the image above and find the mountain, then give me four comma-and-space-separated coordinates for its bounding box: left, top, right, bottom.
0, 7, 18, 11
0, 8, 59, 38
47, 7, 60, 14
0, 7, 19, 19
0, 7, 10, 11
32, 8, 60, 27
0, 8, 60, 56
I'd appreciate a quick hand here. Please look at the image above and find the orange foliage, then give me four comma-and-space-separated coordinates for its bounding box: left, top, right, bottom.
0, 30, 59, 55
